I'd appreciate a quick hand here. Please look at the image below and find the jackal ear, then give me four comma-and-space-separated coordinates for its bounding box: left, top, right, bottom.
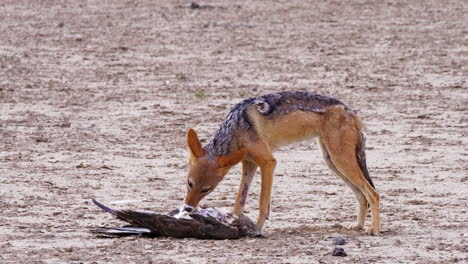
187, 128, 205, 158
217, 148, 247, 169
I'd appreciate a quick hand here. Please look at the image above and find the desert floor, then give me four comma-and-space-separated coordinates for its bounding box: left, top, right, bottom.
1, 0, 467, 263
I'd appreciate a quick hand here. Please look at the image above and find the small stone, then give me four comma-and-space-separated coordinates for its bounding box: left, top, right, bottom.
333, 236, 347, 245
332, 247, 347, 257
191, 2, 200, 9
35, 137, 49, 143
76, 163, 89, 168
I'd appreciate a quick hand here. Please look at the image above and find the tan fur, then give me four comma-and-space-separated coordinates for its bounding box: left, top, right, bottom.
246, 106, 323, 150
217, 148, 248, 168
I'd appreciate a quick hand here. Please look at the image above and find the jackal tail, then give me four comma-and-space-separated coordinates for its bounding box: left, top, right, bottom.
353, 116, 375, 190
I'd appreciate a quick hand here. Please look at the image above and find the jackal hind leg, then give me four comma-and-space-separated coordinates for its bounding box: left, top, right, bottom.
318, 139, 367, 231
232, 160, 257, 216
320, 130, 380, 235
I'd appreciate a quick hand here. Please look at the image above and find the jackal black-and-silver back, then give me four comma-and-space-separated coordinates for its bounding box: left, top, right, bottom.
205, 91, 349, 157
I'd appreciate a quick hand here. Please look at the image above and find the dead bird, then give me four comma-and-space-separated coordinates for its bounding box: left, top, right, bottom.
91, 199, 261, 239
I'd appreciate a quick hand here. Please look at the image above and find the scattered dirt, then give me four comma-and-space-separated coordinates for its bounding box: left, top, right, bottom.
1, 0, 467, 263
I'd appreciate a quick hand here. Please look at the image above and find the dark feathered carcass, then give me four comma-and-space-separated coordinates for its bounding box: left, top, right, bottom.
91, 199, 261, 239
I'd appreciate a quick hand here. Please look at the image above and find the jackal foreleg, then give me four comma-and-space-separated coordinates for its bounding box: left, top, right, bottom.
245, 141, 277, 231
232, 160, 257, 216
255, 158, 276, 230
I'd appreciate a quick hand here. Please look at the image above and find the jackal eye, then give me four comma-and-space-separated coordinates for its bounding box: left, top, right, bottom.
187, 180, 193, 188
201, 188, 211, 194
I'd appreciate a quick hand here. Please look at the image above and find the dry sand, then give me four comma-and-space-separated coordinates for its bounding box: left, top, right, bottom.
1, 0, 467, 263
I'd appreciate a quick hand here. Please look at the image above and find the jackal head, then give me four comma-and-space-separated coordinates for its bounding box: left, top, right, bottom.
182, 128, 246, 212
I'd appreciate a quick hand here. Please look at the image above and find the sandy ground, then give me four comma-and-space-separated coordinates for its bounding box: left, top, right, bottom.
1, 0, 467, 263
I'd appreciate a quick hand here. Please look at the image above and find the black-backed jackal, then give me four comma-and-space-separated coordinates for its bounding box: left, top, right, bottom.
182, 91, 380, 235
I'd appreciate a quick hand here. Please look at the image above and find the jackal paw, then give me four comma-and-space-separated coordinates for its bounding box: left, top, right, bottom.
365, 226, 380, 236
345, 223, 364, 231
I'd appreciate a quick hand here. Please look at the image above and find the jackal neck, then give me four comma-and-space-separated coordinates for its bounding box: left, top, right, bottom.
204, 98, 254, 158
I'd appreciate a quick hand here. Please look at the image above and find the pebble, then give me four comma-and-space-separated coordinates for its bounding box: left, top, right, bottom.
333, 236, 347, 245
332, 247, 347, 257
